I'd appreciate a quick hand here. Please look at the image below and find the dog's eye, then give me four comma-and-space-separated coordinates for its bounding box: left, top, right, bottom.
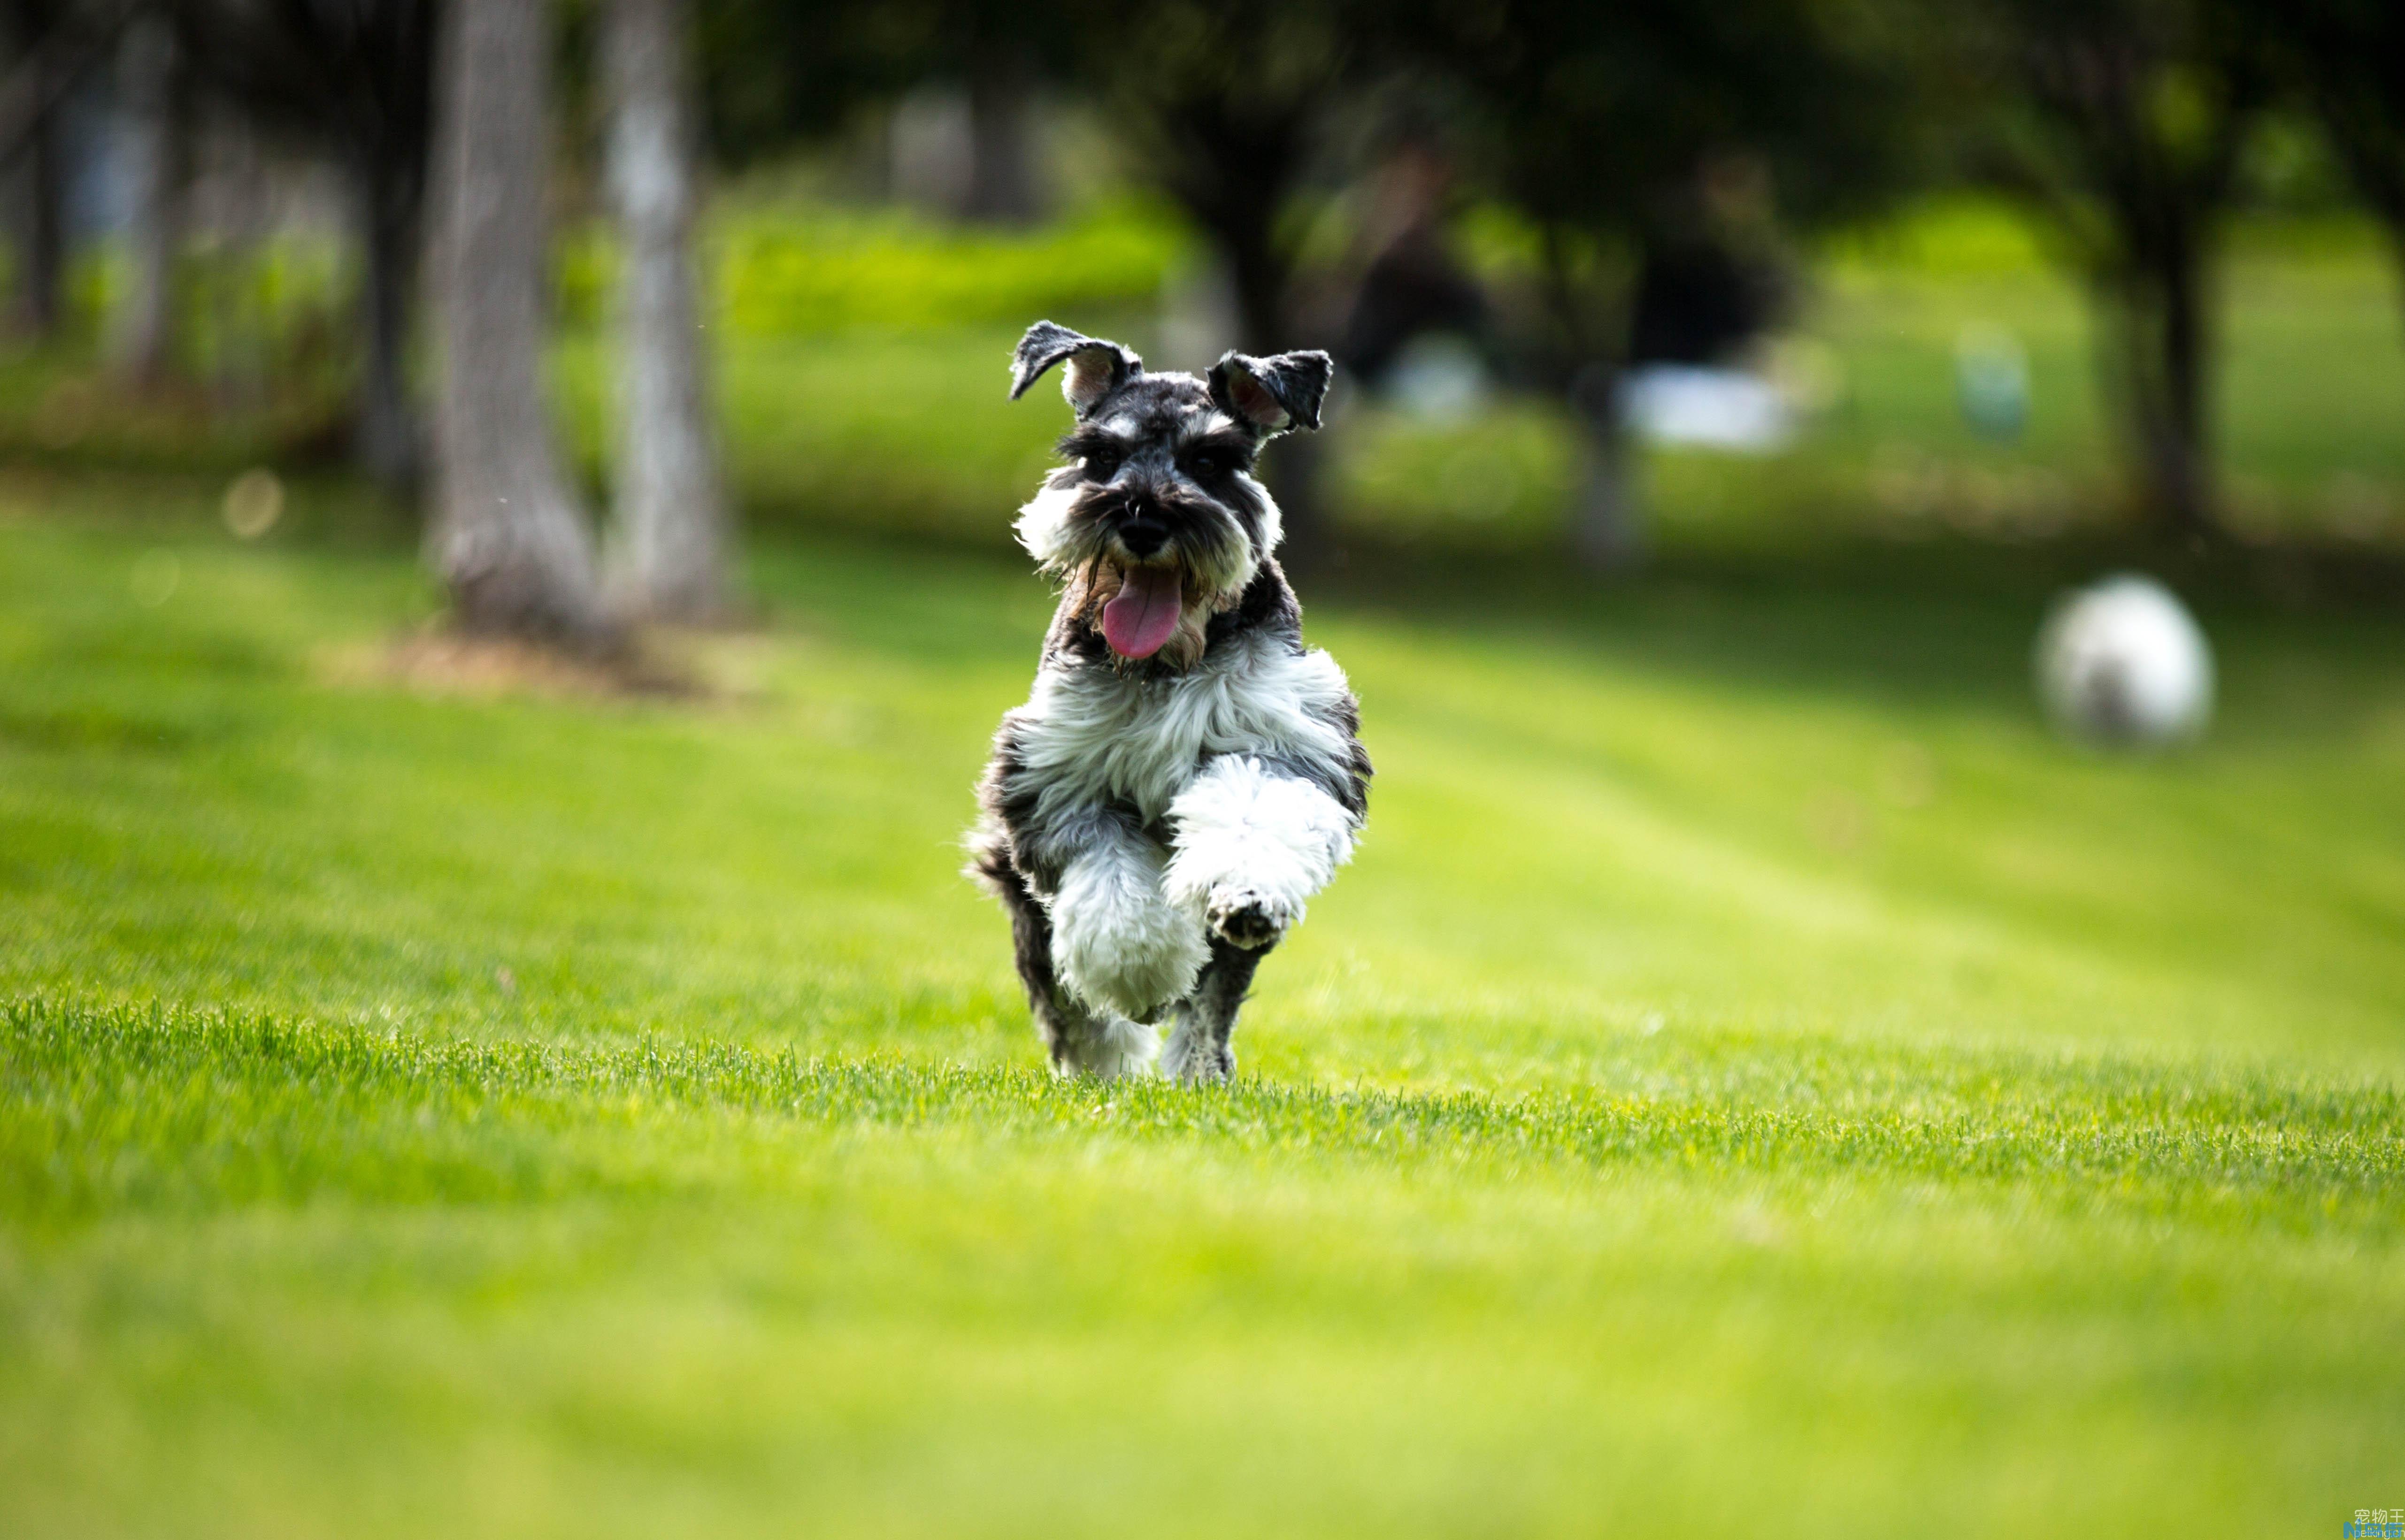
1183, 449, 1243, 480
1083, 450, 1122, 482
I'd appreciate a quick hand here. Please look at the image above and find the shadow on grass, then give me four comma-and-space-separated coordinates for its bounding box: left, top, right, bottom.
1294, 523, 2405, 742
727, 498, 2405, 747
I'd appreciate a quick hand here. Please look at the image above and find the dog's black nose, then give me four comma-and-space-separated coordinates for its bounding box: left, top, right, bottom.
1118, 514, 1169, 558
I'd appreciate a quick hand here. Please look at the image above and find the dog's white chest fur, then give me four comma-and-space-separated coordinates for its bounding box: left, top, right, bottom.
1007, 632, 1355, 827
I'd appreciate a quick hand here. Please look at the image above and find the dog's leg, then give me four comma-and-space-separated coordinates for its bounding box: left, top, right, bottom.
972, 828, 1075, 1063
1165, 756, 1358, 953
974, 831, 1158, 1078
1159, 935, 1270, 1084
1045, 808, 1208, 1034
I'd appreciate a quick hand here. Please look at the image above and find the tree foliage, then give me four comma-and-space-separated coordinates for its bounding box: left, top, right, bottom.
2253, 0, 2405, 283
694, 0, 1068, 166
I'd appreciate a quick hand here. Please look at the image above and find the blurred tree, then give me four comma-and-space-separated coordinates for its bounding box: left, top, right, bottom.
1330, 113, 1488, 388
603, 0, 730, 621
0, 0, 82, 340
694, 0, 1358, 554
1065, 0, 1360, 555
1067, 0, 1350, 359
1957, 0, 2268, 541
1390, 0, 1919, 567
104, 11, 180, 382
698, 0, 1346, 291
2253, 0, 2405, 319
693, 0, 891, 159
181, 0, 438, 490
428, 0, 611, 644
960, 38, 1042, 224
696, 0, 1065, 224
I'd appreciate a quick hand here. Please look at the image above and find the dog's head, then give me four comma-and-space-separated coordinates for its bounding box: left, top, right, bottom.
1008, 320, 1331, 667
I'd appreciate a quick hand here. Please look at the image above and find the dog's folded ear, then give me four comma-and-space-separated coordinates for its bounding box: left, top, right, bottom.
1010, 321, 1142, 417
1209, 349, 1334, 436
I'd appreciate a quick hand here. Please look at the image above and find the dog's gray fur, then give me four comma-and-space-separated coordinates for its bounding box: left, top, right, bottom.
969, 321, 1370, 1080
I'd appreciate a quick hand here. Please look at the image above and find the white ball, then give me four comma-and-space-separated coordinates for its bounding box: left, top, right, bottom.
2036, 575, 2214, 745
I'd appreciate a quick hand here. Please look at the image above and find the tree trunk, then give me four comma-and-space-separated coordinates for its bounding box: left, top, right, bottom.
2113, 231, 2216, 543
961, 47, 1041, 225
428, 0, 611, 645
603, 0, 728, 623
2153, 241, 2212, 540
202, 107, 268, 414
355, 139, 423, 493
0, 0, 74, 340
106, 14, 177, 383
1570, 363, 1642, 571
13, 87, 60, 338
1538, 228, 1644, 574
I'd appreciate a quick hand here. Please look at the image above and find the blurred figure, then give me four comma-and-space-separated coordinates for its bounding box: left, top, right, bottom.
1625, 239, 1779, 374
1382, 0, 1908, 570
887, 46, 1048, 225
1615, 158, 1795, 454
1955, 323, 2031, 444
1336, 124, 1486, 394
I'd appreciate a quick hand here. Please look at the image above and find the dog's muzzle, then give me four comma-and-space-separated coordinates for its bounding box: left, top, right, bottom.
1115, 509, 1171, 559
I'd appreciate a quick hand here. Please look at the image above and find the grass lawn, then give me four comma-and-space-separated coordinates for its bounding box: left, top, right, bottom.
3, 468, 2402, 1538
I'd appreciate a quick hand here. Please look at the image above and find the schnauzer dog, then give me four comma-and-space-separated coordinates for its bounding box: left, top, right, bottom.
968, 321, 1372, 1081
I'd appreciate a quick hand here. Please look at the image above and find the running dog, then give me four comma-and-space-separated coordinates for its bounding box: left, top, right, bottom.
968, 321, 1371, 1081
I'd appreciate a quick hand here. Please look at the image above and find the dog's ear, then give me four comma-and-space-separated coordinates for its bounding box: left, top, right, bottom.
1209, 349, 1333, 435
1010, 321, 1142, 417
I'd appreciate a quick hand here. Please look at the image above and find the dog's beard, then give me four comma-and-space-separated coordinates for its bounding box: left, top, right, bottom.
1067, 557, 1220, 669
1024, 484, 1255, 669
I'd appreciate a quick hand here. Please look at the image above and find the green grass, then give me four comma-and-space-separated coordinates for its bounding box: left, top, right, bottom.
3, 476, 2403, 1536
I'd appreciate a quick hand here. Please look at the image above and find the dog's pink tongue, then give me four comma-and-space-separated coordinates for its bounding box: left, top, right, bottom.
1101, 566, 1183, 659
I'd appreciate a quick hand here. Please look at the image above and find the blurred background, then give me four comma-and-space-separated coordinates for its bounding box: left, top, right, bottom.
0, 0, 2396, 600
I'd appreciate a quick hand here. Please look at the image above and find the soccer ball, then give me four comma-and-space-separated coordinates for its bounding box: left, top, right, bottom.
2036, 576, 2214, 746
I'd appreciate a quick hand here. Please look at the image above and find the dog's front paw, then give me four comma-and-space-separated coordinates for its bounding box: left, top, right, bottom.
1206, 889, 1291, 950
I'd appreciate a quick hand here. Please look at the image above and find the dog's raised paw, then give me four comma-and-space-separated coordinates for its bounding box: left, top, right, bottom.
1206, 890, 1288, 950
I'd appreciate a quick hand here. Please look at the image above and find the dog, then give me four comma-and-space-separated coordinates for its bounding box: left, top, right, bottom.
968, 321, 1371, 1082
